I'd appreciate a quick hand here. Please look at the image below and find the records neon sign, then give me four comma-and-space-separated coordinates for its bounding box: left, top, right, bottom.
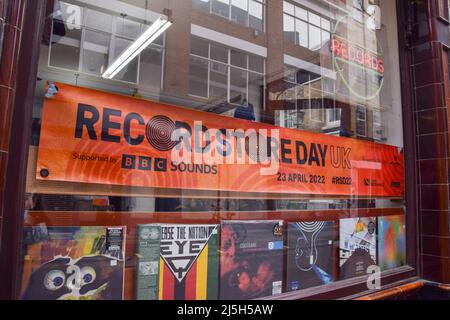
331, 15, 385, 101
331, 38, 384, 75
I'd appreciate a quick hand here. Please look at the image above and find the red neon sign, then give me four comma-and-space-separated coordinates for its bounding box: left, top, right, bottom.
331, 38, 384, 74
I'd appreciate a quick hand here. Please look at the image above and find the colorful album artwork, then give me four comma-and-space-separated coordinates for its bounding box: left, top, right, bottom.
220, 220, 284, 300
378, 215, 406, 271
286, 221, 334, 291
21, 226, 125, 300
339, 217, 377, 280
136, 224, 220, 300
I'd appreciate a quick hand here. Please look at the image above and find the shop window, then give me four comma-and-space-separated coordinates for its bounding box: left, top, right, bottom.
283, 1, 332, 51
19, 0, 409, 301
193, 0, 265, 31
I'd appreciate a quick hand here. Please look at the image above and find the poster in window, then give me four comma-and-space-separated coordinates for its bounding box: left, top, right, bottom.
136, 224, 220, 300
220, 220, 284, 300
378, 215, 406, 271
20, 226, 125, 300
339, 217, 377, 279
286, 221, 334, 291
37, 83, 405, 198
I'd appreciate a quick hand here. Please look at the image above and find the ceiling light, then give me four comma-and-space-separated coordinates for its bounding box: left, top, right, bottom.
102, 16, 172, 79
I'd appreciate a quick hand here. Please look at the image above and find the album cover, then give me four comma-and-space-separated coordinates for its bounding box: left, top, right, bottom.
378, 215, 406, 271
136, 224, 220, 300
21, 226, 125, 300
136, 224, 162, 300
219, 220, 284, 300
339, 217, 377, 280
286, 221, 334, 291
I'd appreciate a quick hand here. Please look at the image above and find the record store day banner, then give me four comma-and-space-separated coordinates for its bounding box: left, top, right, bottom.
36, 83, 404, 197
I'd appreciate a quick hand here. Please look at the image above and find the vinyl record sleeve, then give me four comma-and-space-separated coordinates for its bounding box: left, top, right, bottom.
219, 220, 284, 300
286, 221, 334, 291
136, 224, 220, 300
339, 217, 377, 280
21, 226, 126, 300
378, 215, 406, 271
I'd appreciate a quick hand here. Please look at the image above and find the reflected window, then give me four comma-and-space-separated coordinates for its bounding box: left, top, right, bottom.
189, 36, 265, 116
356, 105, 367, 137
193, 0, 265, 31
48, 0, 164, 89
283, 1, 332, 51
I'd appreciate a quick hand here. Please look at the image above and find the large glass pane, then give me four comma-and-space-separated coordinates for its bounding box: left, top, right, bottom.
296, 19, 308, 48
210, 43, 228, 63
248, 54, 264, 73
191, 35, 209, 57
193, 0, 211, 12
212, 0, 230, 19
112, 37, 138, 83
284, 14, 295, 43
230, 49, 247, 68
84, 8, 112, 33
308, 11, 321, 27
248, 71, 264, 119
230, 67, 247, 103
115, 17, 141, 39
283, 1, 295, 15
249, 0, 264, 31
139, 46, 162, 91
81, 29, 110, 75
49, 20, 82, 70
210, 61, 228, 100
189, 56, 209, 97
231, 0, 248, 26
308, 25, 322, 51
295, 6, 308, 20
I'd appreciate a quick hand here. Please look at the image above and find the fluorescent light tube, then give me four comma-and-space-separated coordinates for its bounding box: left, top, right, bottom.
102, 16, 172, 79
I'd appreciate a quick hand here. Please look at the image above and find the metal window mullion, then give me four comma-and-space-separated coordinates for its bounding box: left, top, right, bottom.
160, 46, 165, 90
207, 42, 211, 98
227, 48, 231, 102
79, 26, 86, 74
48, 18, 55, 69
247, 0, 250, 28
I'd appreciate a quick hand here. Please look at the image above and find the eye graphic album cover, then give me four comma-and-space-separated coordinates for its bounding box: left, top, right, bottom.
339, 217, 377, 280
219, 220, 284, 300
286, 221, 335, 291
378, 215, 406, 271
21, 226, 125, 300
136, 224, 220, 300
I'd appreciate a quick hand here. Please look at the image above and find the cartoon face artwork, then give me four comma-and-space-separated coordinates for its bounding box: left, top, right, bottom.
22, 255, 124, 300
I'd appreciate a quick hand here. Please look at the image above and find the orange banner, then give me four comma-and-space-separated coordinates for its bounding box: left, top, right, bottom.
37, 83, 404, 197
